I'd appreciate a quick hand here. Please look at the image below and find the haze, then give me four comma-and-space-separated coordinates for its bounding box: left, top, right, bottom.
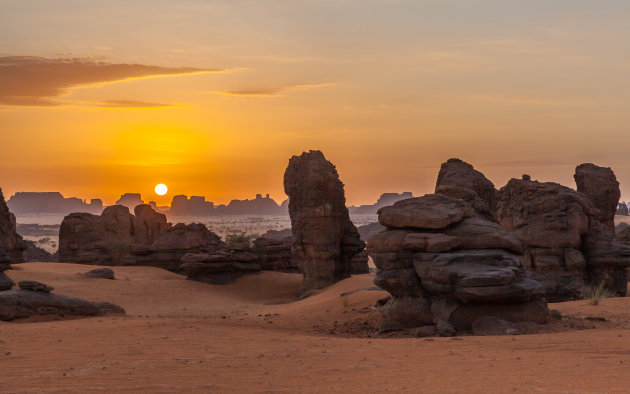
1, 0, 629, 205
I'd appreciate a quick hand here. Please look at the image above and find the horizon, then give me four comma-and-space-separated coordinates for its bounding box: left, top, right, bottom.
2, 1, 629, 206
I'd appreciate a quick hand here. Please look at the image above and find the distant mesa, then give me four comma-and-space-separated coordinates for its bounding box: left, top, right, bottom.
349, 192, 413, 215
115, 193, 144, 212
168, 193, 286, 217
8, 192, 103, 215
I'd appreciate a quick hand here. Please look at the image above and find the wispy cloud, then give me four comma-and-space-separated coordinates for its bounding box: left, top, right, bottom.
213, 82, 335, 97
94, 100, 181, 109
0, 56, 226, 107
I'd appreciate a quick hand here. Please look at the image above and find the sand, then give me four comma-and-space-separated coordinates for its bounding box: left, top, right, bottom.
2, 263, 630, 392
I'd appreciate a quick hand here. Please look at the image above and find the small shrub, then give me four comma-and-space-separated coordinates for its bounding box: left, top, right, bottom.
224, 231, 259, 248
581, 281, 614, 306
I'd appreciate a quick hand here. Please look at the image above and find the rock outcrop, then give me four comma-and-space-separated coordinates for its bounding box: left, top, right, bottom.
617, 223, 630, 246
435, 158, 498, 221
0, 250, 15, 291
498, 172, 630, 300
368, 191, 548, 333
84, 268, 115, 279
59, 204, 170, 265
0, 187, 27, 263
23, 240, 56, 262
0, 279, 124, 321
574, 163, 620, 233
284, 150, 365, 294
617, 202, 629, 216
132, 223, 224, 271
252, 229, 299, 272
179, 240, 261, 284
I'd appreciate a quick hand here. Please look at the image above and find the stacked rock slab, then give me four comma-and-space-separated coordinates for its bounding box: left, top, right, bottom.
283, 150, 365, 294
369, 192, 548, 332
0, 187, 27, 263
132, 223, 224, 271
497, 171, 630, 299
252, 229, 299, 272
179, 238, 261, 284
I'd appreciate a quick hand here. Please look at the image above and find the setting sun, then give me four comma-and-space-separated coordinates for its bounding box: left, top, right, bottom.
154, 183, 168, 195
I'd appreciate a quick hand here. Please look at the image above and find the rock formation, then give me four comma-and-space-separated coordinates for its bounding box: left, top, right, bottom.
23, 240, 56, 262
616, 202, 629, 216
435, 158, 498, 221
252, 229, 299, 272
0, 279, 124, 321
0, 187, 27, 263
351, 250, 370, 274
84, 267, 115, 279
368, 191, 548, 333
497, 168, 630, 300
0, 250, 15, 291
617, 223, 630, 246
284, 150, 365, 294
59, 204, 168, 265
133, 223, 224, 271
574, 163, 620, 232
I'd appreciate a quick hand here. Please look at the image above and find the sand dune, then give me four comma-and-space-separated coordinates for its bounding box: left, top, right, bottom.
2, 263, 630, 392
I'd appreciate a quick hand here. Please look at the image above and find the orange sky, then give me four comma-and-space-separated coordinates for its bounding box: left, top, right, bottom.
1, 1, 630, 206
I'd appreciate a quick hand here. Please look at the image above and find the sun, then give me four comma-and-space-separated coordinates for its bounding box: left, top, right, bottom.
155, 183, 168, 195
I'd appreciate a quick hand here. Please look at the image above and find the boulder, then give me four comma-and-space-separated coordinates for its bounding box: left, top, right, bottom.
574, 163, 620, 233
283, 150, 365, 294
435, 158, 498, 220
0, 289, 124, 321
18, 280, 54, 293
179, 249, 261, 284
84, 268, 115, 280
377, 194, 474, 230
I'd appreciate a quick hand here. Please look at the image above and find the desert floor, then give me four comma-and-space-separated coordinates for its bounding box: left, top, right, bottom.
2, 263, 630, 392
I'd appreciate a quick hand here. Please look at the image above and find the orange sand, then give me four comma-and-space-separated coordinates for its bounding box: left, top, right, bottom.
2, 262, 630, 392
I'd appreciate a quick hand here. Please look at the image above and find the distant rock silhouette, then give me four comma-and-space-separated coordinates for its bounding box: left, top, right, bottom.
284, 150, 365, 295
616, 202, 629, 216
169, 195, 215, 216
115, 193, 144, 211
7, 192, 103, 215
349, 192, 414, 215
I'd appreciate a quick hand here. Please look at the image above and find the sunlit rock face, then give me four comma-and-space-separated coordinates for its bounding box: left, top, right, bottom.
284, 150, 365, 295
0, 187, 27, 264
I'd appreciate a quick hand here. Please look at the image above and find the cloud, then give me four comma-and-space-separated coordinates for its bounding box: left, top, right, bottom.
0, 56, 225, 106
213, 82, 335, 97
94, 100, 178, 109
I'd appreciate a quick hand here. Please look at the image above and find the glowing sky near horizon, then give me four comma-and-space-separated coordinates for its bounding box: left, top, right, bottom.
1, 0, 630, 206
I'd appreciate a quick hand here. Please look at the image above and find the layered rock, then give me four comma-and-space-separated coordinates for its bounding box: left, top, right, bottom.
369, 192, 547, 333
0, 187, 27, 263
284, 150, 365, 294
132, 223, 223, 271
574, 163, 620, 233
435, 158, 498, 221
498, 175, 630, 300
252, 229, 299, 272
179, 239, 261, 284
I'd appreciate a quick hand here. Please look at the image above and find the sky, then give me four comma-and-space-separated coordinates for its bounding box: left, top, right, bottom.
1, 0, 629, 206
